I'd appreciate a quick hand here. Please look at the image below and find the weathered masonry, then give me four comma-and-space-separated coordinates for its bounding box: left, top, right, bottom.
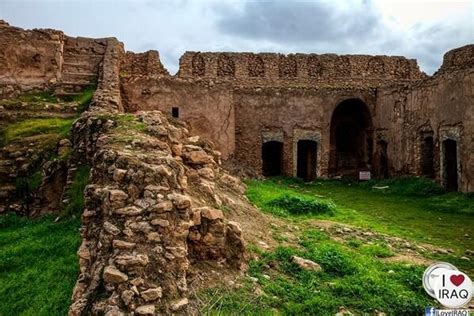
1, 21, 473, 192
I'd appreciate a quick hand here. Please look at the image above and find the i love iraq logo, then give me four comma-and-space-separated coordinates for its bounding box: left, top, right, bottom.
423, 262, 473, 310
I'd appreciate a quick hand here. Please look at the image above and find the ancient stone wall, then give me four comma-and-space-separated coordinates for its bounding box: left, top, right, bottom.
0, 21, 111, 98
88, 38, 124, 112
0, 20, 63, 96
120, 77, 236, 159
375, 45, 474, 191
436, 44, 474, 74
233, 87, 377, 177
178, 51, 426, 87
70, 111, 247, 315
121, 51, 169, 77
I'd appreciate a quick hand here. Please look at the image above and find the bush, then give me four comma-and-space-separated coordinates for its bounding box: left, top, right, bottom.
269, 194, 336, 215
311, 244, 358, 276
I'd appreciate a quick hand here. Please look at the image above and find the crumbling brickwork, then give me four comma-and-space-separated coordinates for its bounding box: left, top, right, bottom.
123, 47, 472, 192
178, 51, 425, 86
0, 21, 108, 99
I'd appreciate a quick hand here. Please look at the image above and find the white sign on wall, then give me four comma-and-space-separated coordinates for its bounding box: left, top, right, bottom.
359, 171, 371, 180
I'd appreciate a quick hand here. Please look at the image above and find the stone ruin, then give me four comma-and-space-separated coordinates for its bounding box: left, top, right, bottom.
0, 19, 473, 314
69, 111, 248, 314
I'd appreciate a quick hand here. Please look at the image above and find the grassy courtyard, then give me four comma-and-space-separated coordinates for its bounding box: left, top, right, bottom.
202, 177, 473, 315
0, 177, 472, 315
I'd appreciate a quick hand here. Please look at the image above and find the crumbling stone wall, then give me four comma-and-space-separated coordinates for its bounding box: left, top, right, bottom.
69, 111, 246, 315
375, 45, 474, 191
233, 87, 377, 178
121, 51, 169, 77
122, 46, 472, 191
178, 51, 426, 86
0, 20, 63, 96
120, 77, 236, 159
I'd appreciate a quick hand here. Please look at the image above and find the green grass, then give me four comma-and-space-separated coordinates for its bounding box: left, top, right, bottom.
62, 165, 91, 217
14, 90, 58, 103
16, 170, 43, 192
69, 86, 95, 111
203, 229, 434, 315
202, 177, 474, 314
268, 194, 336, 216
3, 118, 75, 144
245, 177, 474, 253
0, 213, 81, 316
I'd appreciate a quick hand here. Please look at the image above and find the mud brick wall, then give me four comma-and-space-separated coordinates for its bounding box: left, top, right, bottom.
178, 52, 426, 87
120, 77, 235, 159
0, 20, 63, 96
233, 86, 377, 177
375, 45, 474, 192
121, 51, 169, 77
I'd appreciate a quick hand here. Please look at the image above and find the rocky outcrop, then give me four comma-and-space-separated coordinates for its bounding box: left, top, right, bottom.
69, 111, 247, 315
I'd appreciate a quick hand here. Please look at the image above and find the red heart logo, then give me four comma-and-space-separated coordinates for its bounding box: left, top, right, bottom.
450, 274, 465, 287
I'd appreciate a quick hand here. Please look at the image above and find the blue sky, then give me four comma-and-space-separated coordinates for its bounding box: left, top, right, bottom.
1, 0, 472, 74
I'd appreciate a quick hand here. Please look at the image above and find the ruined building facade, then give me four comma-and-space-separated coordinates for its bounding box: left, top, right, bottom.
1, 21, 473, 192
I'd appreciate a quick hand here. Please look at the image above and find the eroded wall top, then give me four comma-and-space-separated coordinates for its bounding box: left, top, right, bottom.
0, 20, 64, 91
177, 52, 426, 87
121, 51, 169, 77
437, 44, 474, 74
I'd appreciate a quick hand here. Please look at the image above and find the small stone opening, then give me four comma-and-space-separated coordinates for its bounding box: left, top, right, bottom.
421, 136, 435, 178
172, 107, 179, 118
297, 140, 317, 181
262, 141, 283, 177
443, 139, 458, 191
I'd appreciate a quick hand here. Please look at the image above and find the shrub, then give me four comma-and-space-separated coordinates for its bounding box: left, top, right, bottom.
269, 194, 336, 215
311, 244, 357, 276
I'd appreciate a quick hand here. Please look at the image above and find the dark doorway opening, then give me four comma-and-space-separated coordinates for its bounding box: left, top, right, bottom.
297, 140, 318, 181
443, 139, 458, 191
421, 136, 435, 178
262, 141, 283, 176
375, 140, 389, 178
172, 107, 179, 118
329, 99, 373, 177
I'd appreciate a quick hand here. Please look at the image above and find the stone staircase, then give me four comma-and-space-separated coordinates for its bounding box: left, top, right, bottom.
55, 38, 104, 98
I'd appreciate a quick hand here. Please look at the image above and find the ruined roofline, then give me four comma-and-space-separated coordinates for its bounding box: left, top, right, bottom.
176, 50, 426, 82
436, 44, 474, 75
0, 19, 119, 43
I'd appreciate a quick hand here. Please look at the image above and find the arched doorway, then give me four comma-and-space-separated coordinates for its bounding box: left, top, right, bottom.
297, 140, 317, 181
421, 136, 435, 178
329, 98, 373, 177
442, 139, 458, 191
262, 141, 283, 176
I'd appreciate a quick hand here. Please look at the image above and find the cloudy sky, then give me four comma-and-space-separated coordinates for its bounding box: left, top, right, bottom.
1, 0, 472, 74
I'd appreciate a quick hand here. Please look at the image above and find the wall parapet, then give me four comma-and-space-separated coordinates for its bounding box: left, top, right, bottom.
178, 52, 426, 86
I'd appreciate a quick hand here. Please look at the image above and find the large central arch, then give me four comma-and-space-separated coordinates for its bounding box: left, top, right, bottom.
329, 98, 373, 177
